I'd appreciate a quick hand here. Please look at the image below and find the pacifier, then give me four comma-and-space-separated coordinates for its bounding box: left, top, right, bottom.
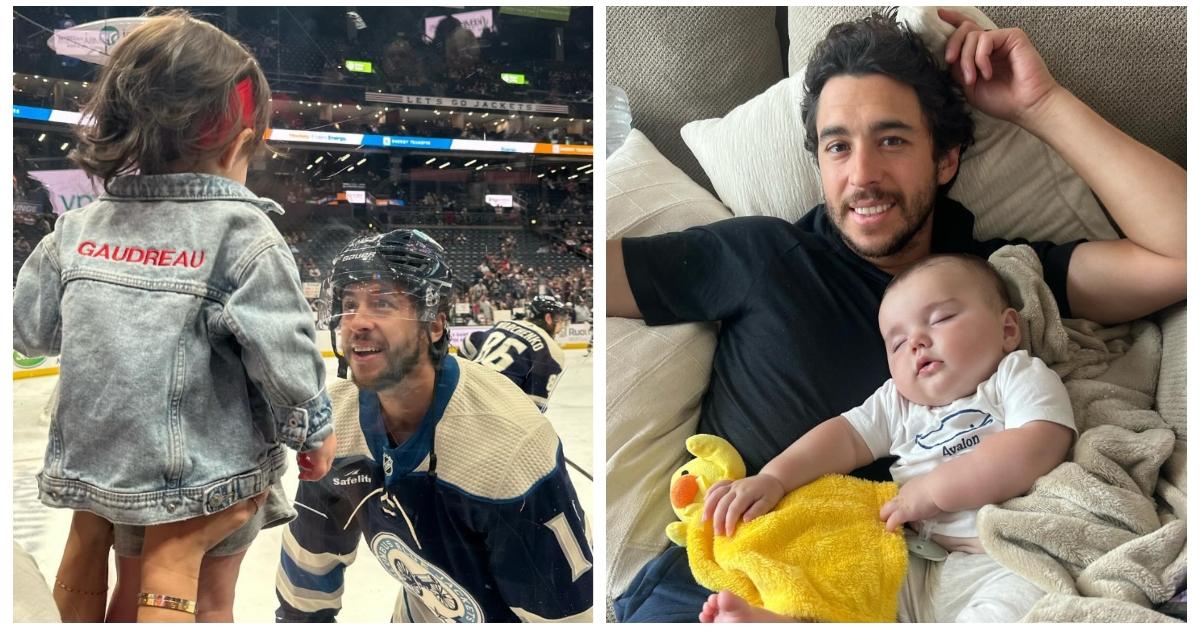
905, 523, 948, 561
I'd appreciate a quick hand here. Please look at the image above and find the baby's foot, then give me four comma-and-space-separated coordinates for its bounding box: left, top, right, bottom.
699, 589, 797, 623
699, 593, 721, 622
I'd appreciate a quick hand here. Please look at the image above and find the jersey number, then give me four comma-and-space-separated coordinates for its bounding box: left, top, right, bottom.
544, 513, 592, 582
475, 332, 527, 371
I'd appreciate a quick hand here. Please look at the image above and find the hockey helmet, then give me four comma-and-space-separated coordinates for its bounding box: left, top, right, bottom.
528, 294, 570, 319
319, 229, 454, 377
320, 229, 453, 327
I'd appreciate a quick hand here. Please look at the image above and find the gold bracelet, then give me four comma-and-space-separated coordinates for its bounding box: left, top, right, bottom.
54, 579, 107, 596
137, 592, 197, 614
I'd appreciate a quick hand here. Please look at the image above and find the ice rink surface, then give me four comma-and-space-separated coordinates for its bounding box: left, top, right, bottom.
13, 350, 594, 622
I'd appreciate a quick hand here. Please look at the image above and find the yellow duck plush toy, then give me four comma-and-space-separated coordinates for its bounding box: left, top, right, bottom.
667, 434, 907, 622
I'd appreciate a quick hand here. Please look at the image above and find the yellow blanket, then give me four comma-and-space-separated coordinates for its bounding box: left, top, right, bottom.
667, 434, 907, 622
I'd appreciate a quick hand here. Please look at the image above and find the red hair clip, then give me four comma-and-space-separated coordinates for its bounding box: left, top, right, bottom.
198, 76, 257, 149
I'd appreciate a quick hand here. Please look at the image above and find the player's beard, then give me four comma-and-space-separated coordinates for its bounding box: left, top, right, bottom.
348, 329, 425, 392
829, 176, 937, 260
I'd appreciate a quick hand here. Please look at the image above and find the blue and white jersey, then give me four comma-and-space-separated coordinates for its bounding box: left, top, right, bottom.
276, 356, 592, 623
460, 319, 566, 412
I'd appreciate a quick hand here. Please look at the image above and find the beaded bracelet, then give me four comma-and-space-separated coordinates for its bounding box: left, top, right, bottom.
137, 592, 197, 614
54, 579, 106, 596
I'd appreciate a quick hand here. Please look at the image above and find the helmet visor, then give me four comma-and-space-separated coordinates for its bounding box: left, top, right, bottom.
319, 278, 437, 327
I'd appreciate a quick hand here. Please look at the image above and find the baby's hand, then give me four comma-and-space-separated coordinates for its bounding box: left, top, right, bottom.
701, 474, 786, 537
879, 474, 941, 532
297, 432, 337, 481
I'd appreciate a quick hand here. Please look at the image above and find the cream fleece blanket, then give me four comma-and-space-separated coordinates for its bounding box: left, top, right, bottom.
980, 245, 1186, 622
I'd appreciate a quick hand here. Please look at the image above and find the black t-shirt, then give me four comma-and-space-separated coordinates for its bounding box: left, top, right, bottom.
623, 198, 1082, 477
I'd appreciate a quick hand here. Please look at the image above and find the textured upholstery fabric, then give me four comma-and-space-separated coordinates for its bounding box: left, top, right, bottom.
606, 6, 783, 193
980, 6, 1185, 168
605, 130, 730, 600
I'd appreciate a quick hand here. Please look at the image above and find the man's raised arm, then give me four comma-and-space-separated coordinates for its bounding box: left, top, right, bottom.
1023, 87, 1186, 324
941, 8, 1185, 324
607, 239, 643, 318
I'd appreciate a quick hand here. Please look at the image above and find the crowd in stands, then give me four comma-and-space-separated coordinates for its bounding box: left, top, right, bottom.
259, 165, 591, 230
269, 105, 592, 145
15, 7, 592, 114
223, 9, 593, 107
278, 222, 592, 330
537, 224, 593, 260
458, 247, 593, 327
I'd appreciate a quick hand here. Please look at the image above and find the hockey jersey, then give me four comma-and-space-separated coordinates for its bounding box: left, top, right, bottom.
460, 319, 566, 412
275, 356, 592, 623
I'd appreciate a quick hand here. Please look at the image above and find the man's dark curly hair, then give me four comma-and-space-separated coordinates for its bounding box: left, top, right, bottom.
801, 10, 975, 194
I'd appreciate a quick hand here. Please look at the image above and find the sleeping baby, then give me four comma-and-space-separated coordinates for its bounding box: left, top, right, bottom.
700, 253, 1075, 622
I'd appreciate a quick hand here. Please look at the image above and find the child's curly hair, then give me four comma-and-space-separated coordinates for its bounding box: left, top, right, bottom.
70, 9, 271, 191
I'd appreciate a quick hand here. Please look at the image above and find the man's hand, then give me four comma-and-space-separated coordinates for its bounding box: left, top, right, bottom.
298, 432, 337, 481
879, 474, 942, 533
701, 474, 786, 537
938, 8, 1060, 127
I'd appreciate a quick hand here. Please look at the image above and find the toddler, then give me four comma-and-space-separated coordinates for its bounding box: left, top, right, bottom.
13, 10, 336, 622
701, 254, 1075, 622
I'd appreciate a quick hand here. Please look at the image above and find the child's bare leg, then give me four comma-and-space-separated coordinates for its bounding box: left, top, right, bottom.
699, 589, 800, 623
195, 550, 247, 622
136, 493, 263, 622
138, 526, 204, 623
53, 511, 113, 622
106, 555, 142, 622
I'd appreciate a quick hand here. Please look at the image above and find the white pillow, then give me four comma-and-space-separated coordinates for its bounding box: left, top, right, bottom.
680, 76, 822, 222
605, 129, 729, 598
681, 6, 1119, 245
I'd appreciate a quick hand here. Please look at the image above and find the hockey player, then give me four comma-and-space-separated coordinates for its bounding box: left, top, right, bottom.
460, 295, 570, 412
276, 230, 592, 622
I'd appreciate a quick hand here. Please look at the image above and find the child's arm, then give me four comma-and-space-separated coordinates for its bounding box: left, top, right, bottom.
223, 241, 333, 465
703, 416, 875, 536
879, 420, 1073, 531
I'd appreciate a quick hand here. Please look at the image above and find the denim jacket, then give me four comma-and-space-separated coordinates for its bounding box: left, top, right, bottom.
13, 173, 333, 525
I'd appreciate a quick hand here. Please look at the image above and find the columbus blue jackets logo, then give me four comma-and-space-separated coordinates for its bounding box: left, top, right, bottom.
371, 532, 483, 622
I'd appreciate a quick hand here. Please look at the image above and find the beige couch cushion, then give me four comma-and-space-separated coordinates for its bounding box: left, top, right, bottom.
606, 6, 783, 194
606, 129, 731, 598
